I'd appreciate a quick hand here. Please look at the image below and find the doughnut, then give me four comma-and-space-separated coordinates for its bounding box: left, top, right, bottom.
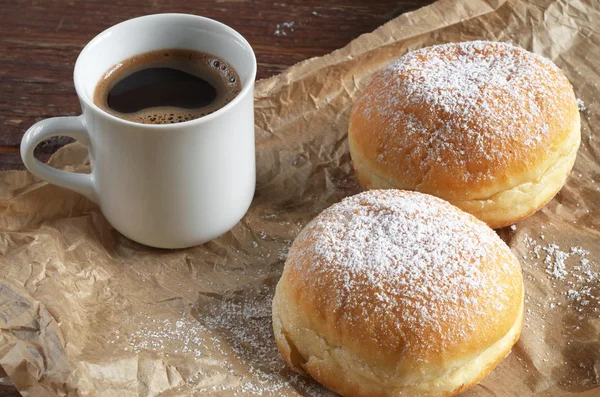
272, 190, 523, 397
348, 41, 580, 228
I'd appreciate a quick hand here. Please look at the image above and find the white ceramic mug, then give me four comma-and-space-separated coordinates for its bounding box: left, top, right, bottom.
20, 14, 257, 249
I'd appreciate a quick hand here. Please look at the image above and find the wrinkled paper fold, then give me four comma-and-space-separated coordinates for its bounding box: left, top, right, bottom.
1, 0, 599, 395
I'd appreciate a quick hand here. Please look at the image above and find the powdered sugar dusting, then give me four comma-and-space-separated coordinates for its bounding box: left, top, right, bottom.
522, 234, 598, 314
111, 290, 332, 396
355, 41, 575, 187
288, 190, 520, 352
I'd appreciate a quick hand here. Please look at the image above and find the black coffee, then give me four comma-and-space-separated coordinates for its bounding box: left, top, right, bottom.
93, 49, 241, 124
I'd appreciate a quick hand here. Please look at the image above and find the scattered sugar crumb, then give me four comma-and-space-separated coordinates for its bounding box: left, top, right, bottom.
524, 235, 536, 248
521, 234, 599, 314
113, 291, 331, 396
0, 377, 13, 387
261, 213, 279, 220
275, 21, 295, 36
577, 98, 586, 111
510, 224, 517, 231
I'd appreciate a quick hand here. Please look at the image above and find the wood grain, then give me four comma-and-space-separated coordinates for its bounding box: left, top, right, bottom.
0, 367, 18, 397
0, 1, 433, 395
0, 0, 433, 170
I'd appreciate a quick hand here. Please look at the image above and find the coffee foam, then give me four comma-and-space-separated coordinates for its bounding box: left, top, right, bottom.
93, 49, 241, 125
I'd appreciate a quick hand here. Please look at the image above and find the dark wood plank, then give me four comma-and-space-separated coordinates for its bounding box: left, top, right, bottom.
0, 386, 19, 397
0, 368, 19, 397
0, 0, 433, 172
0, 1, 434, 395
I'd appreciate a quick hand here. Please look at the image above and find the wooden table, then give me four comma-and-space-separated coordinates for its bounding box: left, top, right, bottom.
0, 0, 433, 395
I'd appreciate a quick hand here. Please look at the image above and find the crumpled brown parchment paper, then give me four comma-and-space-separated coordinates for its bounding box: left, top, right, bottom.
1, 0, 599, 396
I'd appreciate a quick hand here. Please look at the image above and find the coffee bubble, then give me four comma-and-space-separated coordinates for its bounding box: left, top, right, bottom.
94, 49, 242, 125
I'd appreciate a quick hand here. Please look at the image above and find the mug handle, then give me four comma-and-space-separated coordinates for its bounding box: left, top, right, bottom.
20, 116, 98, 203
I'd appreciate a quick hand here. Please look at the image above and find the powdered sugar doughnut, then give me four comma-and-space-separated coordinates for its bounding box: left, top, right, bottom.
272, 189, 523, 397
348, 41, 580, 228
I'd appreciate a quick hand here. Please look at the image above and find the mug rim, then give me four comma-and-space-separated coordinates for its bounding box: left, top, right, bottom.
73, 13, 257, 129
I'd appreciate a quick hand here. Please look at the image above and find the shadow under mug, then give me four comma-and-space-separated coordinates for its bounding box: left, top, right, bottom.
20, 14, 257, 249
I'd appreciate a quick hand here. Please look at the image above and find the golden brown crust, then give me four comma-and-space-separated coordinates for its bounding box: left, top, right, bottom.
272, 190, 524, 396
273, 300, 522, 397
350, 119, 580, 228
348, 41, 580, 227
